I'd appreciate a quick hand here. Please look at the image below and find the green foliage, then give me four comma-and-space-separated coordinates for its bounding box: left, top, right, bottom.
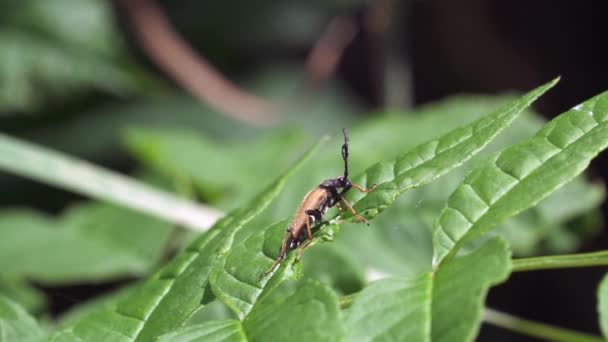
433, 90, 608, 267
0, 203, 172, 284
344, 78, 558, 221
0, 0, 148, 112
344, 237, 510, 341
51, 138, 323, 341
0, 295, 45, 342
0, 278, 46, 315
1, 77, 608, 341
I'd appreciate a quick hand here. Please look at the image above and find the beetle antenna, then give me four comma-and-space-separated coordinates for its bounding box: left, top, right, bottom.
342, 128, 349, 179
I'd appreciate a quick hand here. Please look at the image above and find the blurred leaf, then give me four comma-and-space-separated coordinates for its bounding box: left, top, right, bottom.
345, 237, 510, 342
300, 243, 365, 295
0, 295, 45, 342
51, 138, 322, 341
125, 128, 309, 206
0, 0, 146, 112
56, 284, 136, 329
433, 91, 608, 267
0, 203, 172, 284
0, 278, 46, 315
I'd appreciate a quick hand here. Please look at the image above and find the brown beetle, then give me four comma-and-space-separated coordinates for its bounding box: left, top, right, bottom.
261, 128, 376, 278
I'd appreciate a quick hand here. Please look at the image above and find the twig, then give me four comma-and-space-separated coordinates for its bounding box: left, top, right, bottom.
0, 133, 223, 231
512, 250, 608, 272
484, 308, 603, 342
118, 0, 278, 125
304, 14, 358, 86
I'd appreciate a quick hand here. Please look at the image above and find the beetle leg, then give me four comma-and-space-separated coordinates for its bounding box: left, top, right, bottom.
259, 230, 291, 280
340, 197, 369, 225
351, 183, 377, 193
295, 238, 315, 261
335, 202, 344, 211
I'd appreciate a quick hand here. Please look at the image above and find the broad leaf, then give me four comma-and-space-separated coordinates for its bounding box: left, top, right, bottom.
433, 91, 608, 267
0, 0, 144, 112
345, 237, 511, 342
209, 218, 341, 319
0, 295, 45, 342
343, 78, 558, 221
158, 280, 344, 342
0, 203, 171, 284
242, 280, 344, 341
52, 138, 323, 341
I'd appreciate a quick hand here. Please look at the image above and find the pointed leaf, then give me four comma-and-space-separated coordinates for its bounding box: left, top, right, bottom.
344, 78, 558, 220
52, 138, 324, 341
0, 295, 45, 342
345, 237, 511, 342
159, 280, 345, 342
433, 90, 608, 267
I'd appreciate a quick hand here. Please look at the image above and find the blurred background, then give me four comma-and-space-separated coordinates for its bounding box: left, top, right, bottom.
1, 0, 607, 340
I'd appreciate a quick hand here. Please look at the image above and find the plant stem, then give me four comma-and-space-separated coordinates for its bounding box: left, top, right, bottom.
339, 293, 357, 310
484, 308, 604, 342
512, 250, 608, 272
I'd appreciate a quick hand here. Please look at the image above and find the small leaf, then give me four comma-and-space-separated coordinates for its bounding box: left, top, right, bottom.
0, 204, 172, 284
345, 237, 511, 342
433, 90, 608, 267
345, 78, 558, 220
0, 295, 45, 342
158, 320, 246, 342
53, 138, 324, 341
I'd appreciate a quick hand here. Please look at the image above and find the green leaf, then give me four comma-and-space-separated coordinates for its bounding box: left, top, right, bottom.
598, 273, 608, 337
0, 0, 145, 112
242, 280, 344, 342
344, 78, 558, 221
433, 90, 608, 267
0, 278, 46, 315
0, 203, 171, 284
345, 237, 511, 342
0, 295, 45, 342
52, 138, 324, 341
125, 128, 308, 208
209, 217, 342, 320
158, 320, 245, 342
159, 280, 344, 342
344, 273, 431, 341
